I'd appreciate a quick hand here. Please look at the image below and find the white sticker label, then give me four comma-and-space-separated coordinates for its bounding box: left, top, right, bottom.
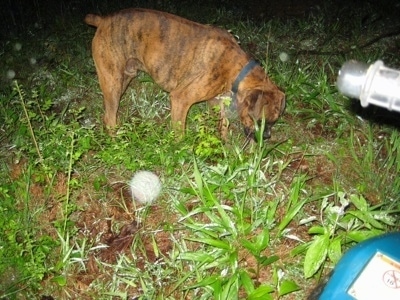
348, 252, 400, 299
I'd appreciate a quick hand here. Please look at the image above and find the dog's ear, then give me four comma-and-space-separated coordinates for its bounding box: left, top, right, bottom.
236, 89, 256, 129
246, 89, 284, 122
237, 89, 270, 129
251, 90, 268, 119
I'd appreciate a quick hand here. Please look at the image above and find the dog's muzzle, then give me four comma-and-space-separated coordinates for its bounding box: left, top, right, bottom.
244, 123, 272, 141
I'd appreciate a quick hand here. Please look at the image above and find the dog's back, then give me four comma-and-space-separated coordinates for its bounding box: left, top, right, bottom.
85, 8, 244, 92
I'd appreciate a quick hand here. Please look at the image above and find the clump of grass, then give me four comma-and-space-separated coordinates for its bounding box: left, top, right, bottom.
0, 174, 58, 298
173, 155, 301, 299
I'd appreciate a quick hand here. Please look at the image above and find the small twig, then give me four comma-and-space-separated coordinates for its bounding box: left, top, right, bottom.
15, 80, 43, 163
63, 131, 75, 234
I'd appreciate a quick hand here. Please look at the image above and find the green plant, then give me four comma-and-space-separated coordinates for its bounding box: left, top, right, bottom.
0, 171, 58, 298
14, 81, 94, 177
174, 155, 300, 299
300, 192, 396, 279
348, 124, 400, 202
383, 130, 400, 199
51, 131, 82, 287
191, 106, 225, 160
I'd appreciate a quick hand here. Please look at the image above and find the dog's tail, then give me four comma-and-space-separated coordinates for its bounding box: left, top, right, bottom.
84, 14, 103, 27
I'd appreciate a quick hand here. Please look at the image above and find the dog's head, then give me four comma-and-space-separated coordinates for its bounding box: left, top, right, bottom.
237, 86, 285, 140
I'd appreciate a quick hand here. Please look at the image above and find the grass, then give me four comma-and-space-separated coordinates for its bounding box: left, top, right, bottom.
1, 0, 400, 299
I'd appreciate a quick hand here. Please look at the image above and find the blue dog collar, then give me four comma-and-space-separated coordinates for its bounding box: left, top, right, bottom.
231, 60, 259, 108
232, 60, 259, 94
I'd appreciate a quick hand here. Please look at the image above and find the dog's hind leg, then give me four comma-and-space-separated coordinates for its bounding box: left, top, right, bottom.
92, 53, 134, 128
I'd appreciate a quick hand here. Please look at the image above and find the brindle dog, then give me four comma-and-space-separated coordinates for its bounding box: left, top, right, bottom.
85, 8, 285, 139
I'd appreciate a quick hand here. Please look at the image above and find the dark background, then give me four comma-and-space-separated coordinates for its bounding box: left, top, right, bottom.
2, 0, 400, 39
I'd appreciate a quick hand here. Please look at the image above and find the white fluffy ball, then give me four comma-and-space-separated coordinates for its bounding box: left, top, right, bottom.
129, 171, 162, 204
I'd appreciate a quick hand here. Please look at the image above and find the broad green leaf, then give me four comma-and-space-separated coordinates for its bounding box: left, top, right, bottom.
52, 275, 67, 286
193, 159, 203, 194
278, 279, 301, 296
240, 229, 271, 256
348, 210, 384, 230
327, 237, 342, 264
346, 229, 383, 242
304, 233, 329, 278
278, 198, 307, 234
179, 251, 215, 263
248, 285, 275, 300
239, 270, 254, 294
240, 239, 258, 254
255, 228, 270, 252
349, 194, 368, 211
212, 278, 222, 298
308, 226, 326, 235
221, 273, 239, 300
278, 176, 307, 234
258, 255, 280, 267
179, 186, 197, 196
290, 242, 309, 256
266, 200, 279, 225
